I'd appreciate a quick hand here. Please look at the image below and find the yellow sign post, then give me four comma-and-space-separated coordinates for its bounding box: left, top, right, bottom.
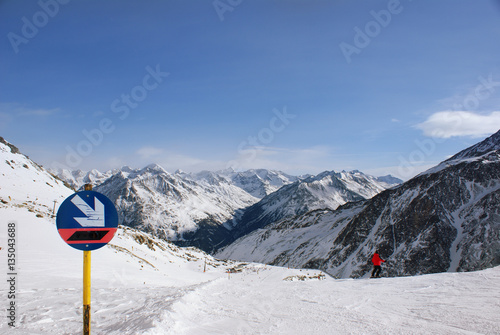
83, 250, 91, 334
83, 183, 92, 335
56, 182, 118, 334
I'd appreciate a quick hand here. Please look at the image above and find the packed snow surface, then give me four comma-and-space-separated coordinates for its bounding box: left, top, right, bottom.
0, 208, 499, 335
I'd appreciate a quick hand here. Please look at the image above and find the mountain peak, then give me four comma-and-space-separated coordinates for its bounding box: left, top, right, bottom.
119, 165, 135, 173
0, 136, 20, 154
141, 163, 169, 174
446, 129, 500, 162
419, 129, 500, 177
376, 175, 403, 186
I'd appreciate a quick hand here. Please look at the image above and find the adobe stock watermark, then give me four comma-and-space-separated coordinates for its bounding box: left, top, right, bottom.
213, 0, 243, 22
398, 73, 500, 179
7, 0, 71, 54
226, 106, 296, 171
51, 64, 169, 171
339, 0, 412, 64
451, 74, 499, 111
6, 221, 18, 328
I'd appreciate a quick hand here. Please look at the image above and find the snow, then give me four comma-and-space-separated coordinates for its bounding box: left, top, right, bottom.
94, 166, 260, 241
0, 141, 73, 216
1, 208, 499, 334
162, 270, 500, 335
417, 148, 500, 178
302, 170, 391, 206
216, 206, 366, 267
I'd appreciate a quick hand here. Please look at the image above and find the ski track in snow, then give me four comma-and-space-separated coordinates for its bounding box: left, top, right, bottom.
2, 265, 499, 334
8, 286, 195, 335
159, 267, 500, 335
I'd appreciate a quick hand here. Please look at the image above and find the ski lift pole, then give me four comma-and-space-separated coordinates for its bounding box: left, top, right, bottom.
83, 183, 92, 335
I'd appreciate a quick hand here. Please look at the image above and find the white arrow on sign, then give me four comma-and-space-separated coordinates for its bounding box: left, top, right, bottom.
71, 195, 105, 227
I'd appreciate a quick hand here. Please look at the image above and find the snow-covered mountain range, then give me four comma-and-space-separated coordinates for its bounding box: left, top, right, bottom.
8, 130, 499, 280
216, 130, 500, 278
227, 170, 400, 242
54, 168, 114, 190
91, 165, 261, 252
52, 163, 400, 252
178, 168, 302, 199
1, 135, 498, 334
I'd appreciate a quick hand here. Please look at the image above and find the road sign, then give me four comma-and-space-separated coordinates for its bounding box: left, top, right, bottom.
56, 191, 118, 251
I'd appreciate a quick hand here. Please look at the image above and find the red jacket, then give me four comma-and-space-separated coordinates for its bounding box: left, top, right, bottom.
372, 253, 385, 266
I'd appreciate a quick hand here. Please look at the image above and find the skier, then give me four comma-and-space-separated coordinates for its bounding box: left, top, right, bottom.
371, 250, 385, 278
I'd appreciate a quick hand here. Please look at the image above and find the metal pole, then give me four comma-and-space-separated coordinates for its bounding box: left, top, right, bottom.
83, 183, 92, 334
83, 250, 91, 335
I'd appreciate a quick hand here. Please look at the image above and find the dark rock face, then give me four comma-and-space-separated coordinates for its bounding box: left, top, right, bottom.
174, 219, 235, 253
328, 155, 499, 277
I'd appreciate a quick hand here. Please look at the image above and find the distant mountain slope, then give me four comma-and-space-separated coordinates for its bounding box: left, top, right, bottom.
93, 164, 260, 252
53, 166, 302, 252
51, 168, 114, 190
227, 170, 400, 241
55, 167, 300, 198
446, 129, 500, 162
224, 169, 301, 198
422, 130, 500, 176
0, 137, 73, 217
51, 156, 400, 253
217, 130, 500, 278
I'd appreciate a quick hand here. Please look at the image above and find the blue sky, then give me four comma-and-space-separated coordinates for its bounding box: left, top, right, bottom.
1, 0, 500, 179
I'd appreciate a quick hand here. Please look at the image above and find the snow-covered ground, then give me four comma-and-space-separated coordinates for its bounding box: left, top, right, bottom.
164, 268, 500, 335
0, 207, 499, 335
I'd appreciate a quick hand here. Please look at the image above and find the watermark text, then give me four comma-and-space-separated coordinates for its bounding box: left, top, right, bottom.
339, 0, 410, 64
213, 0, 243, 21
8, 0, 71, 54
226, 106, 295, 170
6, 222, 17, 327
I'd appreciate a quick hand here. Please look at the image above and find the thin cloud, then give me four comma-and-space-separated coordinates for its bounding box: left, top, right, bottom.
18, 108, 60, 116
0, 103, 60, 117
227, 145, 335, 174
415, 111, 500, 138
157, 153, 207, 171
105, 156, 126, 169
136, 146, 164, 159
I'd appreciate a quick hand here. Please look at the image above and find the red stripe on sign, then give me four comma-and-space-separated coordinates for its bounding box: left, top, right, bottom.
58, 228, 117, 245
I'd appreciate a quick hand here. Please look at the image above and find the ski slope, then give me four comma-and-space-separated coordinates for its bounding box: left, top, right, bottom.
0, 207, 499, 335
163, 269, 500, 335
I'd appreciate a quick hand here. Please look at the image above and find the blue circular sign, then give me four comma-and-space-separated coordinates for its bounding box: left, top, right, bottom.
56, 191, 118, 251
